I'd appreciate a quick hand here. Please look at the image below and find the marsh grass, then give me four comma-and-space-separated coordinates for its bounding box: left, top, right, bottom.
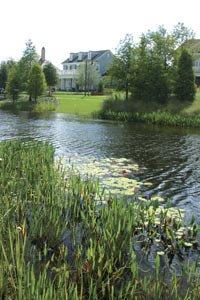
98, 91, 200, 128
0, 95, 58, 114
1, 141, 200, 299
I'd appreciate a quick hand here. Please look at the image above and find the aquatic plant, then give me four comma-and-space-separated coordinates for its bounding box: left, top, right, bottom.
1, 140, 200, 299
98, 110, 200, 128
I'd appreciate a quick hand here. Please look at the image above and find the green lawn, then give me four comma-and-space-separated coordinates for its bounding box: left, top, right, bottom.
55, 92, 107, 116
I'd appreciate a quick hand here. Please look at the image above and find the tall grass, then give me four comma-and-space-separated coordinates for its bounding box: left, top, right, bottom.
1, 141, 200, 299
0, 96, 58, 113
97, 91, 200, 127
98, 110, 200, 127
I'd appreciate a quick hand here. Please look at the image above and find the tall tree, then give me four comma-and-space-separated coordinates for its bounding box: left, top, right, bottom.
6, 64, 21, 101
43, 63, 58, 96
28, 63, 46, 101
19, 40, 38, 93
133, 36, 169, 104
172, 22, 195, 48
147, 26, 175, 70
174, 49, 195, 102
109, 34, 135, 100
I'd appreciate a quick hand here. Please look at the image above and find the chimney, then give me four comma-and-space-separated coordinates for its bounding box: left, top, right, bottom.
41, 47, 45, 62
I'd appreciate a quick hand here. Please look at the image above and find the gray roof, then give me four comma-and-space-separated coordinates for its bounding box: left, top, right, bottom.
62, 50, 110, 64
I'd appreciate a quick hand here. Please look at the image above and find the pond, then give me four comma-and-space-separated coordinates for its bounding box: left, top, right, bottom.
1, 110, 200, 220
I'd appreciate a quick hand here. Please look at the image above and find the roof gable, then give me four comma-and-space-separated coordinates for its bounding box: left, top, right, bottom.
62, 50, 110, 64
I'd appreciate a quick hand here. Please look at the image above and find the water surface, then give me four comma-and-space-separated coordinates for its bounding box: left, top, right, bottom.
1, 110, 200, 219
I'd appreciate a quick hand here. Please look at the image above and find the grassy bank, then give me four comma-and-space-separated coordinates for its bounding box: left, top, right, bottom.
55, 92, 106, 116
0, 95, 58, 113
98, 90, 200, 128
1, 140, 200, 299
98, 110, 200, 127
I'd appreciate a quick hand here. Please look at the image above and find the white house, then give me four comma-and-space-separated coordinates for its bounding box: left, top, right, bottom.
60, 50, 113, 91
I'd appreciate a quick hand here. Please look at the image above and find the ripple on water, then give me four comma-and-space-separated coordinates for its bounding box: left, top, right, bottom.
1, 110, 200, 217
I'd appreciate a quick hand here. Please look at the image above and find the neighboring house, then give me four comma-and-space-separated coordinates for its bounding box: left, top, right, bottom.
181, 39, 200, 86
60, 50, 113, 91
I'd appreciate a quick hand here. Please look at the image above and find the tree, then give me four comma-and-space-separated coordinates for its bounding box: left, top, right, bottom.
28, 63, 46, 101
19, 40, 38, 93
132, 36, 169, 104
43, 63, 58, 96
174, 49, 195, 102
109, 34, 135, 100
0, 59, 16, 89
0, 62, 7, 89
146, 26, 175, 70
172, 22, 195, 48
6, 64, 21, 101
77, 62, 100, 95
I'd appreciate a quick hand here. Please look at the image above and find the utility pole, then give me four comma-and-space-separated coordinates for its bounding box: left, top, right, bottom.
84, 59, 88, 96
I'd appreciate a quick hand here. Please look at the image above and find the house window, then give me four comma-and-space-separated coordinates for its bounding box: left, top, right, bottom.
70, 65, 72, 70
74, 64, 77, 70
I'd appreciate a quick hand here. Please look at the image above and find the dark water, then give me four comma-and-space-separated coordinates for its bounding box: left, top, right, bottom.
1, 110, 200, 218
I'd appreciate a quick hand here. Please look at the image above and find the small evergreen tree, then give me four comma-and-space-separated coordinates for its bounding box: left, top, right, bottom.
28, 63, 46, 101
6, 64, 21, 101
174, 49, 195, 102
43, 63, 58, 96
19, 40, 38, 95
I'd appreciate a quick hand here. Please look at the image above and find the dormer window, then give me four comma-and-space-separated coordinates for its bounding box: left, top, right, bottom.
70, 53, 75, 61
78, 52, 83, 61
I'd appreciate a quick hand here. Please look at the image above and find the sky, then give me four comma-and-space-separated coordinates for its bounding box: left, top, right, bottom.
1, 0, 200, 69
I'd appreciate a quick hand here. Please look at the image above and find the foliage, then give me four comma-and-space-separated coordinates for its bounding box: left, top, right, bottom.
1, 140, 200, 299
174, 49, 196, 102
109, 23, 196, 104
43, 62, 58, 95
172, 22, 195, 48
98, 110, 200, 128
76, 62, 100, 93
19, 40, 38, 92
28, 63, 46, 101
6, 64, 21, 101
132, 36, 169, 104
0, 96, 58, 113
97, 80, 104, 93
109, 34, 135, 100
0, 60, 16, 89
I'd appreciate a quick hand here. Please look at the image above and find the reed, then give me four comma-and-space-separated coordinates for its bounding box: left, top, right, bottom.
1, 140, 200, 299
98, 110, 200, 128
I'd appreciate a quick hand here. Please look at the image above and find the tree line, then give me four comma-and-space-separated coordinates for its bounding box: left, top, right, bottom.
0, 40, 58, 101
109, 22, 196, 104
